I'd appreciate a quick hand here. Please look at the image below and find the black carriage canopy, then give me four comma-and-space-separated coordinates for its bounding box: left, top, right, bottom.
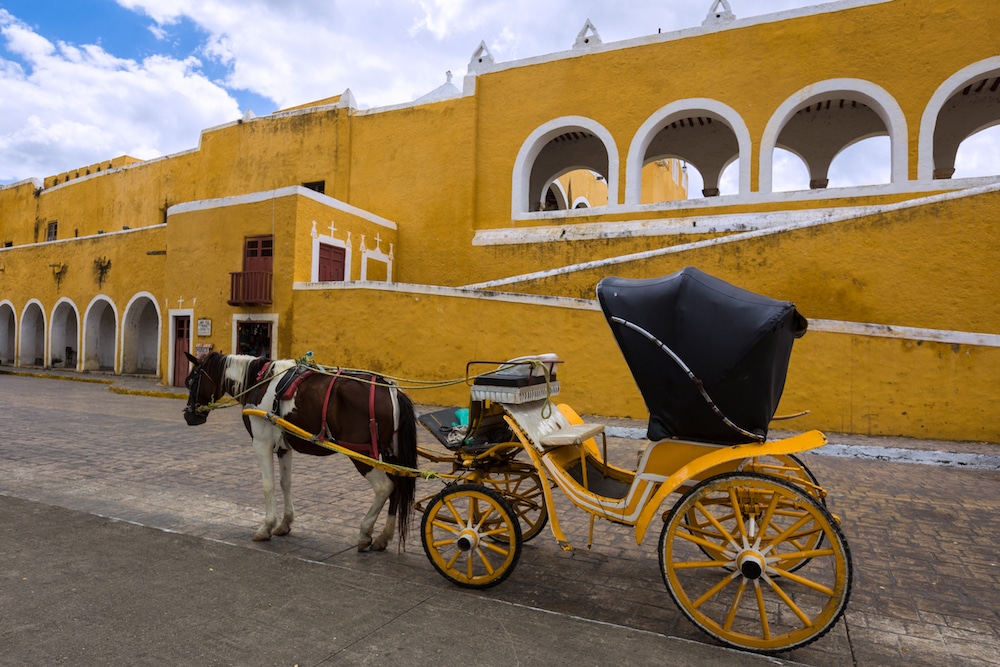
596, 267, 807, 445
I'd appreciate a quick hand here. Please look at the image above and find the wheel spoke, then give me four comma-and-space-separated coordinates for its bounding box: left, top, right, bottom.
764, 574, 814, 627
692, 570, 739, 609
723, 579, 748, 631
753, 579, 771, 640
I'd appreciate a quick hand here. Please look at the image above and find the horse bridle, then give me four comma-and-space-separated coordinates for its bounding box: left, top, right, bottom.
185, 365, 217, 414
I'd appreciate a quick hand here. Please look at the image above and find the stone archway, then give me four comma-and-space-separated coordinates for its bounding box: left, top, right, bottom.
0, 301, 16, 365
760, 79, 907, 193
121, 294, 161, 375
918, 57, 1000, 181
18, 301, 45, 367
626, 98, 751, 203
50, 299, 79, 369
83, 297, 118, 372
512, 116, 618, 216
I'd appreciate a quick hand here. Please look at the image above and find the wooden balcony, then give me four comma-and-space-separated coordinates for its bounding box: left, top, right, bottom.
229, 271, 272, 306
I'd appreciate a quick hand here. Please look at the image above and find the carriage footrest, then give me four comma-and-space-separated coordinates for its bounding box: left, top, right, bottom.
539, 423, 605, 447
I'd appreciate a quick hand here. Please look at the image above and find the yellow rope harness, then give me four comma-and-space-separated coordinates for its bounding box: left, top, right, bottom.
242, 408, 453, 480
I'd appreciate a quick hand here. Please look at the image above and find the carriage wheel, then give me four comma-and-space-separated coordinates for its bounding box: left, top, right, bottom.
481, 468, 548, 543
660, 473, 852, 654
684, 454, 825, 572
421, 484, 522, 589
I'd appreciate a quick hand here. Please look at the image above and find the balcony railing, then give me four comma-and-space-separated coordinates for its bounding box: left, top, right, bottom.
229, 271, 272, 306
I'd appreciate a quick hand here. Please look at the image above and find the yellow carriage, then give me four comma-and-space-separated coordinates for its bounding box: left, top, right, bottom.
415, 267, 853, 655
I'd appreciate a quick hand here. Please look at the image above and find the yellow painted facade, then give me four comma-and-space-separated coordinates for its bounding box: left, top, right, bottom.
1, 0, 998, 442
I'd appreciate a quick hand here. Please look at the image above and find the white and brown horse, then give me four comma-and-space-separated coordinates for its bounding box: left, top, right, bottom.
182, 352, 417, 551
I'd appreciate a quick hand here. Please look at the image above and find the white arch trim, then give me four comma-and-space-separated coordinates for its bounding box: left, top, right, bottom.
918, 56, 1000, 182
760, 78, 908, 193
18, 299, 47, 367
512, 115, 619, 218
82, 294, 120, 374
625, 98, 752, 203
121, 291, 163, 375
49, 297, 81, 371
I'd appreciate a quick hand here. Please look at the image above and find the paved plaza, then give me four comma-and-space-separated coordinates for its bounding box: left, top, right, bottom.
2, 371, 999, 666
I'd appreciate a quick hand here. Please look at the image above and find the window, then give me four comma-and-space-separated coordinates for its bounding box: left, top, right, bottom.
303, 180, 326, 194
46, 222, 58, 242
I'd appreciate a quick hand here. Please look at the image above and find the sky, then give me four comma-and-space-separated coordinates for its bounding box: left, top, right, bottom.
0, 0, 996, 191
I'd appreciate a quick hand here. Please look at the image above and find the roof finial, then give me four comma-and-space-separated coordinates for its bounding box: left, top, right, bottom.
468, 41, 495, 74
703, 0, 736, 26
573, 19, 602, 49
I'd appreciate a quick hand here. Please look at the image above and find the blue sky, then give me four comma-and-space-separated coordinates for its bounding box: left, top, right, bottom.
0, 1, 995, 189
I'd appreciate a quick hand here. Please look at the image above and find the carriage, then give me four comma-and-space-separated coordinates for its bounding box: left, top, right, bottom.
184, 266, 852, 655
411, 267, 852, 654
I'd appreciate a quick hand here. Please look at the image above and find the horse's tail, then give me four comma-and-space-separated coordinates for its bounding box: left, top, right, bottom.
392, 389, 418, 549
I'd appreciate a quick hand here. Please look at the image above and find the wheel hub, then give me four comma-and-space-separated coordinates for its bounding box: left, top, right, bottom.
737, 551, 766, 580
455, 528, 480, 551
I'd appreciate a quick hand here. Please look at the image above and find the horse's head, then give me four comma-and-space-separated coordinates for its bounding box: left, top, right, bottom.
183, 351, 218, 426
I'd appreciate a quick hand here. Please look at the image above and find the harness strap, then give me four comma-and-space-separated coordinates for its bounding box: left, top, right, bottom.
317, 368, 342, 445
368, 375, 380, 461
308, 370, 383, 461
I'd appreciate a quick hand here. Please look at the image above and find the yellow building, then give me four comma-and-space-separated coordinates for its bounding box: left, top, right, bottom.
1, 0, 998, 443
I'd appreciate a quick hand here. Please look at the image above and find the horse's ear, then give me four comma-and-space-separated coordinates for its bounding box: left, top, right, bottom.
184, 351, 199, 365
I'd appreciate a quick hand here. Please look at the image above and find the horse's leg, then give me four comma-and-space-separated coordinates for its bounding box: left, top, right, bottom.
251, 436, 279, 541
373, 479, 399, 552
358, 467, 394, 551
273, 448, 294, 536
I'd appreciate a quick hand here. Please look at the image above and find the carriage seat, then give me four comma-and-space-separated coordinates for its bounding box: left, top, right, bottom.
539, 423, 606, 447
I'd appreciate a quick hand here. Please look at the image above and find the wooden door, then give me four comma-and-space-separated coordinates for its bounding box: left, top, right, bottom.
244, 236, 273, 273
172, 316, 191, 387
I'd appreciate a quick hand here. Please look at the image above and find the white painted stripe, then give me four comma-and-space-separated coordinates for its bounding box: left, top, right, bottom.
169, 186, 397, 229
808, 319, 1000, 348
292, 280, 600, 311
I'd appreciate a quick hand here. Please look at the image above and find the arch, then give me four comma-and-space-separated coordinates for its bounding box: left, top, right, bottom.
0, 300, 16, 365
918, 56, 1000, 181
626, 99, 751, 203
82, 295, 119, 373
18, 300, 46, 367
121, 292, 161, 375
512, 116, 619, 216
760, 79, 907, 193
49, 298, 80, 370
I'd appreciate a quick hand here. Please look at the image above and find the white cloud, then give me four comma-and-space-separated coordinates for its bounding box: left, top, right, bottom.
0, 10, 240, 181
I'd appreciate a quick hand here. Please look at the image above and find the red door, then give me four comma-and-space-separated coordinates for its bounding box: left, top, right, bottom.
318, 243, 346, 281
173, 316, 191, 387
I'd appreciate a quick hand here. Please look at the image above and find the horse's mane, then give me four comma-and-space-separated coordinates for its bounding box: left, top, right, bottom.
216, 354, 295, 397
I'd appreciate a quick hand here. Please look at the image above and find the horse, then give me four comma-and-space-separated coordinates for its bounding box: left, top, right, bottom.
182, 351, 417, 552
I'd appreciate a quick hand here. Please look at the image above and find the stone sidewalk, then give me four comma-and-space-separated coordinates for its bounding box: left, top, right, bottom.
2, 369, 999, 665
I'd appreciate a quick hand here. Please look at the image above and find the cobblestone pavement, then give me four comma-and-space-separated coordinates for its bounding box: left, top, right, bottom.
3, 370, 999, 666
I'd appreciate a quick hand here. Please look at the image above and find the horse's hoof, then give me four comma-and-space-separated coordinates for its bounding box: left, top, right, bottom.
370, 539, 389, 552
273, 523, 291, 536
253, 531, 272, 542
357, 538, 372, 552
